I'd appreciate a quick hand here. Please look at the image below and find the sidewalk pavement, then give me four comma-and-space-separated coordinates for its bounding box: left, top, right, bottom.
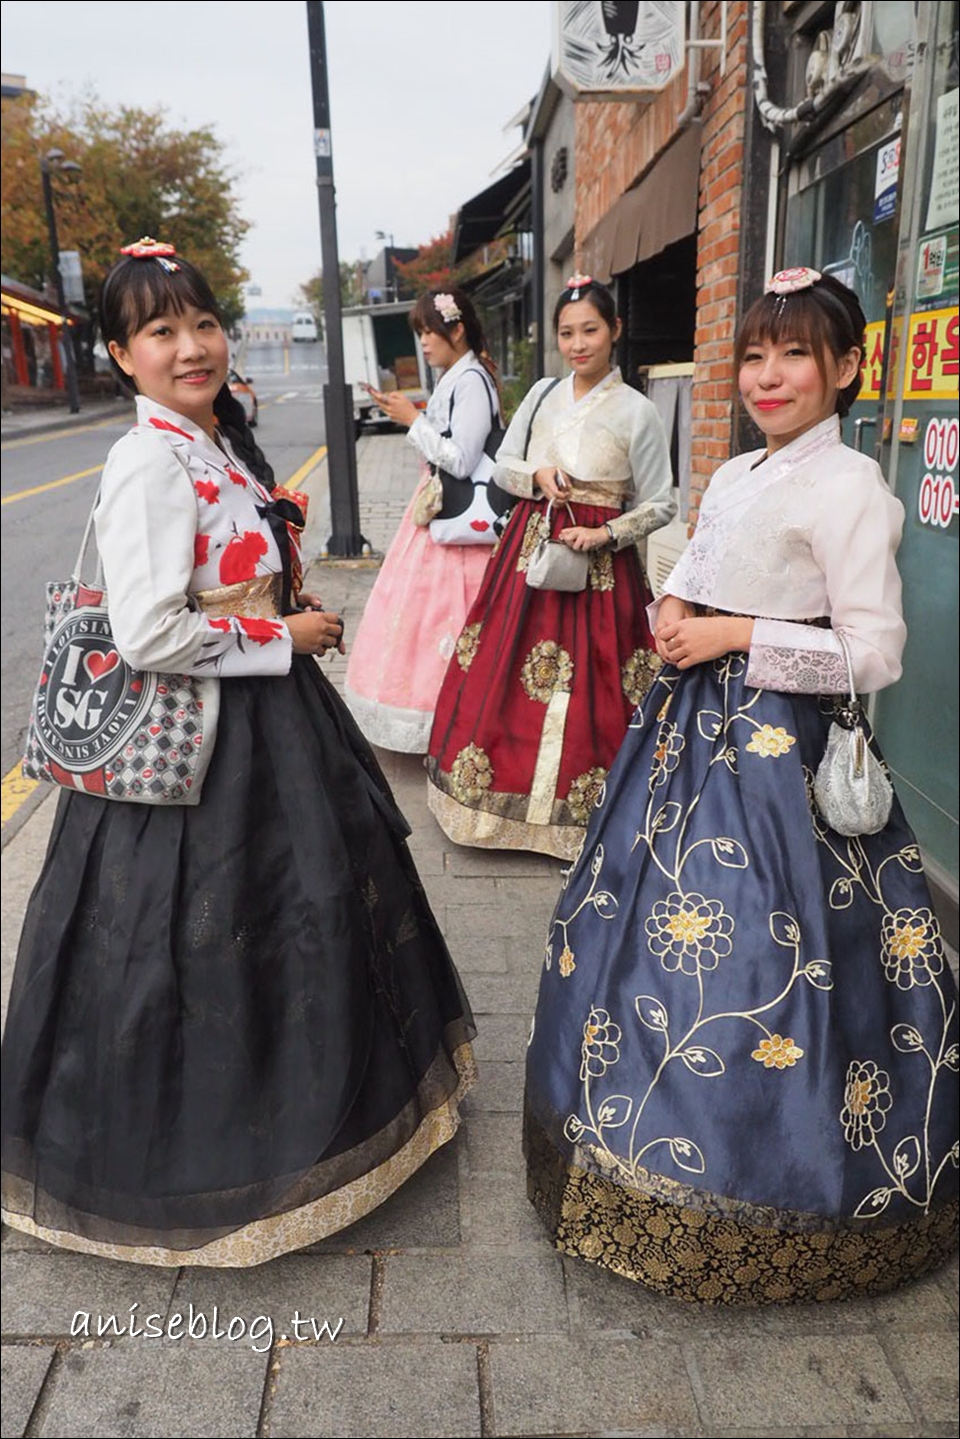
1, 396, 135, 440
2, 433, 957, 1439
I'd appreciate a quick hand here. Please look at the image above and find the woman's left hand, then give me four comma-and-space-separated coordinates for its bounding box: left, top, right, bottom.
557, 524, 609, 552
373, 391, 419, 427
657, 615, 754, 669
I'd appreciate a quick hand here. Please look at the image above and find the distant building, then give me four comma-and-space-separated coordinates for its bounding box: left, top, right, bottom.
238, 309, 295, 344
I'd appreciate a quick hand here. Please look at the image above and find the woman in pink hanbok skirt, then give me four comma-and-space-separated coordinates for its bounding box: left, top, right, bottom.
345, 290, 501, 752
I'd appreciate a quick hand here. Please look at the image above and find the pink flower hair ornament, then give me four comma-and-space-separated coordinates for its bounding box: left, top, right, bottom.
765, 266, 821, 296
120, 237, 180, 273
564, 272, 595, 301
433, 292, 461, 325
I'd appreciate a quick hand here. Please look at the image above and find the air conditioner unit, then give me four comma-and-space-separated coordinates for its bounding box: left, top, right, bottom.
645, 512, 688, 597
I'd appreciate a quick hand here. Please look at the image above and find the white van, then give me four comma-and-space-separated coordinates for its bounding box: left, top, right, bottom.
291, 312, 318, 343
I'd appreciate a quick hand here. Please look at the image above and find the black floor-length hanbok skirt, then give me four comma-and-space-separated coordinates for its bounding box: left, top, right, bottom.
524, 653, 958, 1303
2, 656, 475, 1265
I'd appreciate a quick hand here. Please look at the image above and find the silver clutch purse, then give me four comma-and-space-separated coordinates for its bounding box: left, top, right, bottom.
813, 631, 893, 837
525, 500, 590, 593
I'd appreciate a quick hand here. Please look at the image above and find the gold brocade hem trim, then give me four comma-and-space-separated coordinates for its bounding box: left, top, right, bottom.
427, 780, 580, 861
193, 573, 283, 619
2, 1042, 477, 1269
524, 1109, 959, 1305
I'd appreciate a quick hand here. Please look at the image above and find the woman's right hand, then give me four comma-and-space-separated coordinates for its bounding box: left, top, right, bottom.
654, 596, 696, 662
534, 467, 571, 503
286, 610, 345, 656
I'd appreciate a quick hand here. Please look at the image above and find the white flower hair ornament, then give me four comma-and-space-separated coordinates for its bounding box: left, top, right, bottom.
433, 292, 462, 325
565, 273, 594, 301
765, 266, 822, 296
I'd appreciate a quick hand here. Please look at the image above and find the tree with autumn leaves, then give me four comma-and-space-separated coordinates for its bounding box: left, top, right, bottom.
1, 91, 250, 329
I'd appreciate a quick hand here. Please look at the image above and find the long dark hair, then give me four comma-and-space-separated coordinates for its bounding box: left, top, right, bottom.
734, 272, 866, 417
98, 251, 274, 488
410, 287, 499, 395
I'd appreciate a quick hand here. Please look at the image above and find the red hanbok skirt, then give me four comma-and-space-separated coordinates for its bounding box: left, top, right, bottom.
426, 498, 661, 859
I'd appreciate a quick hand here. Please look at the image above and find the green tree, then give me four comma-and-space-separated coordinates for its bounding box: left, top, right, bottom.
1, 91, 250, 329
297, 261, 364, 316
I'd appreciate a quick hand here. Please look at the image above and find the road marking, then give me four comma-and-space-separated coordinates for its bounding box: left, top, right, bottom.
2, 464, 103, 506
0, 417, 129, 452
1, 762, 39, 827
283, 444, 328, 491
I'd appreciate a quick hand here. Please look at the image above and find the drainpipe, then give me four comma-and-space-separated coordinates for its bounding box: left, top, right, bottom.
677, 1, 713, 128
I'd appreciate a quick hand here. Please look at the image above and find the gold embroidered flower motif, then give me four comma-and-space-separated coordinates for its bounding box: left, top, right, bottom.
880, 908, 944, 989
588, 547, 615, 592
567, 767, 607, 824
516, 510, 548, 572
580, 1007, 621, 1080
649, 720, 684, 791
622, 647, 662, 706
558, 944, 576, 977
449, 743, 494, 803
840, 1060, 893, 1150
520, 640, 574, 704
646, 891, 734, 975
455, 622, 483, 672
746, 724, 797, 758
752, 1034, 805, 1069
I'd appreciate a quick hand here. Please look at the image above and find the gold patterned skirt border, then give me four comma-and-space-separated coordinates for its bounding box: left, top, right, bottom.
3, 1041, 477, 1269
426, 779, 582, 862
524, 1107, 959, 1305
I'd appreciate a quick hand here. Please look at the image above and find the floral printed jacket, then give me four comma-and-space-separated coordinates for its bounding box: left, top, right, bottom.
96, 397, 293, 677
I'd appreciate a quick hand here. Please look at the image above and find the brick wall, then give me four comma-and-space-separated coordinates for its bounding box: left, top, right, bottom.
573, 1, 750, 525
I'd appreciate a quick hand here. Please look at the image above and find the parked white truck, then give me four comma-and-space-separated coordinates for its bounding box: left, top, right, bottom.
342, 301, 430, 432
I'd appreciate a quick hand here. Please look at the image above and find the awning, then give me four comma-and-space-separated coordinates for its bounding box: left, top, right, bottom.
453, 159, 532, 262
582, 123, 701, 282
1, 275, 82, 327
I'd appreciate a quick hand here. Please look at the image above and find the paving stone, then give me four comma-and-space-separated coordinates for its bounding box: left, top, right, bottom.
461, 1114, 526, 1176
879, 1330, 959, 1424
38, 1340, 268, 1438
267, 1340, 481, 1438
446, 849, 563, 878
419, 876, 501, 909
562, 1256, 767, 1338
471, 1012, 530, 1063
932, 1248, 958, 1315
684, 1335, 914, 1429
1, 1343, 55, 1436
379, 1253, 566, 1335
171, 1254, 371, 1338
0, 1253, 177, 1339
443, 903, 542, 941
493, 876, 568, 911
461, 967, 540, 1016
461, 1061, 525, 1113
488, 1335, 699, 1436
445, 934, 509, 974
458, 1168, 552, 1252
307, 1141, 461, 1254
1, 1224, 60, 1254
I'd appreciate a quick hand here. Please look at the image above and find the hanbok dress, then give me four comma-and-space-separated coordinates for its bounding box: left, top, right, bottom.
344, 351, 498, 752
1, 396, 476, 1267
524, 415, 958, 1303
426, 370, 674, 860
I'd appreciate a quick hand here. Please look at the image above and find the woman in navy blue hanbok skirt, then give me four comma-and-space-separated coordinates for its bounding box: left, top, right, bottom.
523, 270, 958, 1304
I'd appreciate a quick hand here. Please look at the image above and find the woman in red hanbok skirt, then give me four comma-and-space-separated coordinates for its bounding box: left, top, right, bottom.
426, 277, 675, 860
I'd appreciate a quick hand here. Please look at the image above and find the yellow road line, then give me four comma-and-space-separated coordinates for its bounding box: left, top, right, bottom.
2, 464, 103, 507
1, 762, 39, 826
282, 444, 327, 492
1, 417, 128, 452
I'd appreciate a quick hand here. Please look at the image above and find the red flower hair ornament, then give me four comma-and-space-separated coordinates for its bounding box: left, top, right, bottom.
119, 237, 180, 273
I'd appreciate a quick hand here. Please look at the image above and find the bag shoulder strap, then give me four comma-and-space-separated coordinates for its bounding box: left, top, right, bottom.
523, 377, 562, 459
443, 364, 500, 437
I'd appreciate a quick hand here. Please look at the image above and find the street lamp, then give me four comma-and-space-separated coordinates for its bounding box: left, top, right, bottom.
40, 148, 82, 414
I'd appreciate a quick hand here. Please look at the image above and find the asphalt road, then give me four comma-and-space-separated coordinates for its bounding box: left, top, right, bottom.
0, 340, 328, 842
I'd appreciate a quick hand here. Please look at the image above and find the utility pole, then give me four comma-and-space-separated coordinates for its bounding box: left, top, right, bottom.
306, 0, 366, 556
41, 151, 82, 415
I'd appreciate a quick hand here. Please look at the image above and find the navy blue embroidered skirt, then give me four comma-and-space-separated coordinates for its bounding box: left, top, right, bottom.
524, 654, 958, 1303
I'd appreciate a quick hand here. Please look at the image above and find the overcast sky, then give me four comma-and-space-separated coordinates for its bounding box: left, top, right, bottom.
1, 0, 553, 310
